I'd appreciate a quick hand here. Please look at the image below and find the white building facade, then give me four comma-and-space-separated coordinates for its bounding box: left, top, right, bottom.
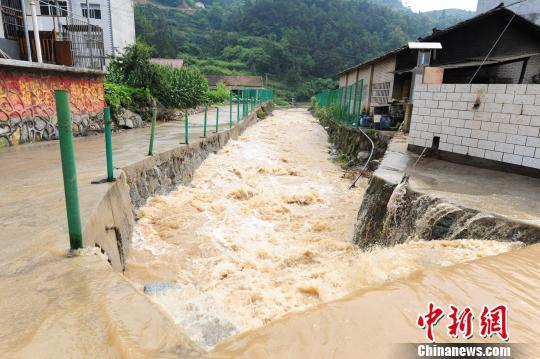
35, 0, 136, 57
0, 0, 135, 63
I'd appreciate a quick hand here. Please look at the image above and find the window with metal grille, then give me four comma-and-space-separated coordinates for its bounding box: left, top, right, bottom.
40, 1, 68, 16
81, 3, 101, 19
0, 0, 23, 40
371, 82, 391, 105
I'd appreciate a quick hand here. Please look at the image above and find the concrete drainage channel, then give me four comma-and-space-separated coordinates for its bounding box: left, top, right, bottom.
81, 105, 539, 354
82, 103, 272, 273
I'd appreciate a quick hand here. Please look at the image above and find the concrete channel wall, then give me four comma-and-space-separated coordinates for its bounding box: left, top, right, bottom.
316, 113, 394, 162
83, 102, 272, 271
354, 138, 540, 249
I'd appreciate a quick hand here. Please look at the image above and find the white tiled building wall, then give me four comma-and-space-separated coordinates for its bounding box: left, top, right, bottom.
408, 84, 540, 170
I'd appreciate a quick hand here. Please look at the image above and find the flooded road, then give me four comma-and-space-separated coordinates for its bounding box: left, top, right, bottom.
125, 109, 520, 350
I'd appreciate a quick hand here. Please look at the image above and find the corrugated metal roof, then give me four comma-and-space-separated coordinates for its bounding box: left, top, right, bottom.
339, 6, 540, 76
338, 46, 407, 76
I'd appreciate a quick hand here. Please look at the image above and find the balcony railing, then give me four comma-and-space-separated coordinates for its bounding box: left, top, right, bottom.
0, 0, 106, 70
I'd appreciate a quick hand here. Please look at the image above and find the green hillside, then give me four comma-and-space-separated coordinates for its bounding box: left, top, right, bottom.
135, 0, 473, 101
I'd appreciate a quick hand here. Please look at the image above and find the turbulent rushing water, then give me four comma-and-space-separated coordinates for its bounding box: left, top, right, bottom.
125, 109, 519, 349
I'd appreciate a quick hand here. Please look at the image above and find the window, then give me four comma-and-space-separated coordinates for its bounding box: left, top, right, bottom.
40, 1, 68, 16
1, 0, 24, 39
81, 3, 101, 19
371, 82, 391, 105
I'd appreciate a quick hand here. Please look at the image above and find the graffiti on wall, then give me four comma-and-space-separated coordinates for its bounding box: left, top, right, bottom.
0, 71, 105, 146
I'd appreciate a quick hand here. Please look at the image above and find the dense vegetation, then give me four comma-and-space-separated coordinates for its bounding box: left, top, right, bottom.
106, 41, 226, 115
135, 0, 473, 101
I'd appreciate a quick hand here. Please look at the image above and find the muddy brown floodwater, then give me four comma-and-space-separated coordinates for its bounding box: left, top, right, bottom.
125, 109, 520, 350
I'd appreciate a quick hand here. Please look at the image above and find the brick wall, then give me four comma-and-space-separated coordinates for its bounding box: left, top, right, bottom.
408, 83, 540, 170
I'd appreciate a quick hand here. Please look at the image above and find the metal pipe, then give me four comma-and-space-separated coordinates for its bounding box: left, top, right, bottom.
29, 2, 42, 63
349, 127, 375, 190
55, 90, 83, 250
104, 107, 114, 182
21, 1, 32, 62
85, 0, 94, 68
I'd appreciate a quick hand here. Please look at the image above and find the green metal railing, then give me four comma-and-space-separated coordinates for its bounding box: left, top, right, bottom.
53, 87, 272, 251
314, 80, 364, 126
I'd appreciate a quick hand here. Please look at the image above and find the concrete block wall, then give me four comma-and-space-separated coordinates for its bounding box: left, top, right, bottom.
408, 83, 540, 170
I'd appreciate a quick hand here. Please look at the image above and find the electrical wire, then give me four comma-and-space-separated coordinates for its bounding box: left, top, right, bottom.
468, 12, 516, 84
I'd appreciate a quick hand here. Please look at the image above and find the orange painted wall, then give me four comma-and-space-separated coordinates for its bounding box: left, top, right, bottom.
0, 70, 105, 146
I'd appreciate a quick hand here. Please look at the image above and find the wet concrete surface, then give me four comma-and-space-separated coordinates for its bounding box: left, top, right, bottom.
381, 135, 540, 227
0, 105, 239, 356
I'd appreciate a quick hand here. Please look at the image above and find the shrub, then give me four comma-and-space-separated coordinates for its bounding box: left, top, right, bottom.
206, 81, 230, 104
107, 40, 209, 110
104, 82, 154, 120
153, 66, 209, 109
105, 82, 151, 110
106, 41, 160, 89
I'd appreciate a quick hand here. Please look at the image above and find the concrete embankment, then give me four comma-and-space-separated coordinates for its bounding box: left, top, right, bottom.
88, 102, 273, 272
316, 113, 394, 163
353, 136, 540, 249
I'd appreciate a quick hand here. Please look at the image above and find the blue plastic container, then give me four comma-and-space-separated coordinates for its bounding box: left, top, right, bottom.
360, 115, 371, 127
380, 115, 392, 130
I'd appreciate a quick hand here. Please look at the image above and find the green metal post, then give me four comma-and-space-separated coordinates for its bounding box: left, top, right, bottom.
215, 107, 219, 133
183, 112, 189, 144
245, 89, 248, 115
202, 105, 207, 138
352, 81, 359, 121
103, 107, 114, 182
148, 107, 157, 156
237, 92, 240, 123
55, 90, 83, 251
229, 92, 233, 128
357, 80, 364, 118
240, 90, 244, 121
